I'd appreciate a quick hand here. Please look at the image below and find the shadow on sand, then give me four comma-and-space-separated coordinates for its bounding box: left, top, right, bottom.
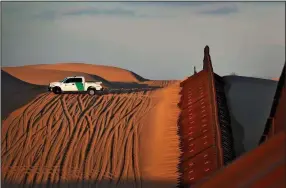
223, 75, 278, 156
1, 70, 47, 121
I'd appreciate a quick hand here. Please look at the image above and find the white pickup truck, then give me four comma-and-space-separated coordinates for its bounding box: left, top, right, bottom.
48, 76, 103, 95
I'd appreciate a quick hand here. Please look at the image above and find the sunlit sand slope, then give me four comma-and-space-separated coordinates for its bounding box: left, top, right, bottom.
2, 84, 181, 188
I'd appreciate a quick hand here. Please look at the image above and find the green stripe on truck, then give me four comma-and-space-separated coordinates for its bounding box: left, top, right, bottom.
75, 82, 84, 91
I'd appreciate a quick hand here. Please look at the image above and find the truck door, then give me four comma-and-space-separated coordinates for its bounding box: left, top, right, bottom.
74, 78, 85, 91
63, 78, 77, 91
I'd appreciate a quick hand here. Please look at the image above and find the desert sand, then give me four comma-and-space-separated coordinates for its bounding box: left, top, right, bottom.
3, 61, 281, 188
1, 64, 176, 120
139, 83, 181, 186
2, 66, 106, 86
2, 64, 174, 90
2, 63, 143, 84
1, 65, 181, 188
142, 80, 178, 88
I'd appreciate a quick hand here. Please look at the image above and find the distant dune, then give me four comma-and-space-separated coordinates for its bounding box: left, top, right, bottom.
2, 63, 176, 89
1, 83, 181, 187
2, 66, 100, 85
223, 75, 278, 156
3, 63, 145, 83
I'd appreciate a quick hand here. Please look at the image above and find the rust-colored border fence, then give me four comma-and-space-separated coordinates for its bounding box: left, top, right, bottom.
178, 46, 235, 187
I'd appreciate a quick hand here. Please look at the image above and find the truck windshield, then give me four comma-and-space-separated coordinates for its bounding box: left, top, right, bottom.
61, 78, 68, 82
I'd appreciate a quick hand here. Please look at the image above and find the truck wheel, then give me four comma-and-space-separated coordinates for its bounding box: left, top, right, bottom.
53, 87, 62, 94
88, 88, 96, 95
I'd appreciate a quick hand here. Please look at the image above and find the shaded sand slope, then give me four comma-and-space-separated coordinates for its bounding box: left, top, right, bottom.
20, 63, 142, 82
1, 70, 46, 120
223, 76, 278, 155
1, 83, 181, 188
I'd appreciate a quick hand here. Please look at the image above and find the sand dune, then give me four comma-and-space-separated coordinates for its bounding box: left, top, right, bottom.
142, 80, 179, 88
2, 65, 176, 91
7, 63, 144, 83
1, 83, 181, 187
2, 67, 101, 86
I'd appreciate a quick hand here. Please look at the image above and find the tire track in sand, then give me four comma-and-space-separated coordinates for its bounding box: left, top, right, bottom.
2, 84, 181, 188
